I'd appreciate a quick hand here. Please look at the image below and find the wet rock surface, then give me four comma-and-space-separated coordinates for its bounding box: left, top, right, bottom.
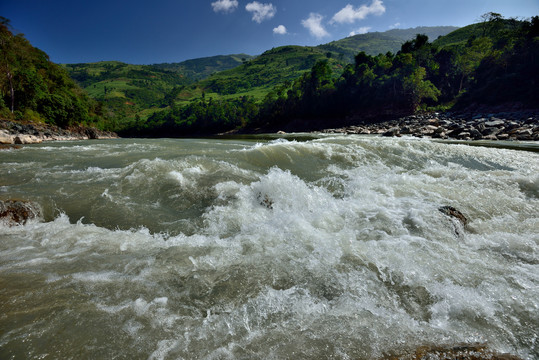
382, 343, 522, 360
0, 119, 117, 144
439, 206, 468, 226
0, 200, 42, 225
320, 110, 538, 141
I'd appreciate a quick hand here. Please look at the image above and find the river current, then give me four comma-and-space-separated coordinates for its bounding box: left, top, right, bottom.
1, 136, 538, 359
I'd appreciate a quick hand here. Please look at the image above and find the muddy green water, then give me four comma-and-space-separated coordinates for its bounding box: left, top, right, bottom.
1, 136, 538, 359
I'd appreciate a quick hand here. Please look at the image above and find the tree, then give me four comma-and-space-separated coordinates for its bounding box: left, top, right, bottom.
478, 12, 504, 37
402, 67, 441, 111
0, 17, 17, 113
454, 37, 492, 93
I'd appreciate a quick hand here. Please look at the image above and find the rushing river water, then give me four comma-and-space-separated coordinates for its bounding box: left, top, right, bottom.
1, 136, 538, 359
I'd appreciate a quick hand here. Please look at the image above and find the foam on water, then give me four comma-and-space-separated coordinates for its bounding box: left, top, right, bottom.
0, 137, 538, 359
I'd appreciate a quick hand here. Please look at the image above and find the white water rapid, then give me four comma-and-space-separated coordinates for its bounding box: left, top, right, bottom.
1, 136, 538, 359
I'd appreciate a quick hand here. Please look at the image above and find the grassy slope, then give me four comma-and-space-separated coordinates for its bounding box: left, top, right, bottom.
64, 26, 486, 128
198, 46, 345, 97
65, 26, 459, 110
63, 54, 256, 105
63, 61, 187, 103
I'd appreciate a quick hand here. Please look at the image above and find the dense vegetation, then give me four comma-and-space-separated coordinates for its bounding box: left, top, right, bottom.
61, 55, 254, 131
134, 14, 537, 136
61, 26, 456, 132
0, 17, 107, 128
2, 14, 537, 136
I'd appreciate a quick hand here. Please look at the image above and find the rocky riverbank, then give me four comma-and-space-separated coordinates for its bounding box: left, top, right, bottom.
0, 119, 117, 144
319, 110, 539, 141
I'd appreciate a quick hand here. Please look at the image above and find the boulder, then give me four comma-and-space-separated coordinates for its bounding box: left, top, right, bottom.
0, 130, 14, 144
439, 205, 468, 226
484, 119, 505, 127
0, 200, 42, 226
387, 343, 521, 360
14, 134, 43, 144
469, 128, 483, 140
480, 126, 501, 136
383, 127, 400, 137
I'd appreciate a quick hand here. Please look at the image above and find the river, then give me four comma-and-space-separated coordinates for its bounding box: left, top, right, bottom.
1, 136, 538, 359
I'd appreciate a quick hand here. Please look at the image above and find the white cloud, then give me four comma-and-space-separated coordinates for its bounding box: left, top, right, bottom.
246, 2, 276, 23
389, 22, 401, 29
211, 0, 238, 13
332, 0, 386, 24
273, 25, 288, 35
349, 26, 371, 36
302, 13, 330, 39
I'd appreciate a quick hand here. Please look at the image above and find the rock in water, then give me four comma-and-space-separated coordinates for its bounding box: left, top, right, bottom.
257, 193, 274, 209
0, 200, 42, 225
439, 205, 468, 226
383, 343, 522, 359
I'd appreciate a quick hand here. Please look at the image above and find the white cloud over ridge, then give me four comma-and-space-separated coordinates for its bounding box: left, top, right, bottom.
211, 0, 238, 13
246, 2, 276, 23
349, 26, 371, 36
332, 0, 386, 24
273, 25, 287, 35
302, 13, 329, 39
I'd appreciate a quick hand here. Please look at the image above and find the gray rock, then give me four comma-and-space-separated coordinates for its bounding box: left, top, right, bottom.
480, 126, 501, 136
469, 128, 483, 140
484, 119, 505, 127
383, 127, 400, 137
0, 200, 42, 226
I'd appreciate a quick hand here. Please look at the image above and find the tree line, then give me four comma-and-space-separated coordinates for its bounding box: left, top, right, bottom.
1, 14, 536, 134
131, 14, 537, 136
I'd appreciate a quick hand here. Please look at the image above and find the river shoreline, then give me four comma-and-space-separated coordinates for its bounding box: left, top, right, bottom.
316, 110, 539, 141
0, 119, 118, 145
2, 109, 538, 144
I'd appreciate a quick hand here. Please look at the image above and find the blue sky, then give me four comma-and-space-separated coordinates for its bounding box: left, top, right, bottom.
1, 0, 538, 64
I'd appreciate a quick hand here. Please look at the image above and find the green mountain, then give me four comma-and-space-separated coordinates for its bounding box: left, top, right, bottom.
62, 61, 188, 104
140, 15, 538, 136
64, 26, 458, 112
193, 46, 347, 99
172, 27, 457, 104
62, 54, 257, 128
318, 26, 458, 62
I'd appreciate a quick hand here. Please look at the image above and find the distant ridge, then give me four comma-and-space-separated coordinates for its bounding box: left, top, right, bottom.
152, 54, 255, 81
318, 26, 459, 61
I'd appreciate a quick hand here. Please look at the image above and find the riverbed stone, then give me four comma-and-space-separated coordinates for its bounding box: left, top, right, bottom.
439, 205, 468, 226
0, 200, 42, 225
484, 119, 505, 127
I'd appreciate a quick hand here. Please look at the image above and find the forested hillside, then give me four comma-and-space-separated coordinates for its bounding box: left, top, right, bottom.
61, 54, 256, 131
61, 26, 456, 132
2, 14, 537, 137
0, 17, 107, 129
136, 15, 538, 136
